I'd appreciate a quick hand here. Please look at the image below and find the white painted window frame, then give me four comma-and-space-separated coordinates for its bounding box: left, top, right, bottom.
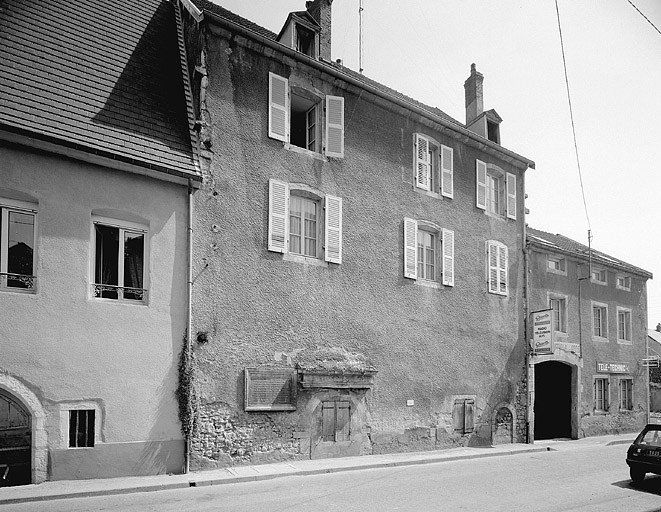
616, 306, 632, 344
0, 197, 38, 293
591, 301, 609, 341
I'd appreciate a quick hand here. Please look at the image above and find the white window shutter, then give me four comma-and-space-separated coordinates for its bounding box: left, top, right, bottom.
414, 134, 430, 190
441, 145, 454, 198
506, 172, 517, 219
442, 228, 454, 286
268, 179, 289, 253
476, 160, 487, 210
499, 244, 508, 294
268, 72, 288, 142
324, 194, 342, 264
487, 241, 498, 293
404, 218, 417, 279
325, 95, 344, 158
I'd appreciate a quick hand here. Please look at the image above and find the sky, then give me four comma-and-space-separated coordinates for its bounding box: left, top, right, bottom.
212, 0, 661, 327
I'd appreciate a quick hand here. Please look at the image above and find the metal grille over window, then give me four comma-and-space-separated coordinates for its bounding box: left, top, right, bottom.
244, 368, 297, 411
69, 410, 95, 448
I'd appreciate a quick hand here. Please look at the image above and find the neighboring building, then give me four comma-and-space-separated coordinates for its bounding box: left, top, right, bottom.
0, 0, 201, 484
648, 327, 661, 422
181, 0, 535, 468
527, 228, 652, 439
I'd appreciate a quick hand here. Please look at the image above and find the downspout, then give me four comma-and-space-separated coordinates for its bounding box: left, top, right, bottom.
185, 178, 194, 474
523, 215, 532, 444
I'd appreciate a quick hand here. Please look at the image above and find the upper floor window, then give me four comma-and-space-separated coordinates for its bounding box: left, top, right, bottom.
268, 179, 342, 264
591, 268, 607, 285
487, 240, 508, 296
550, 296, 567, 334
476, 161, 516, 219
268, 72, 344, 158
616, 274, 631, 291
592, 302, 608, 340
413, 134, 453, 198
617, 307, 632, 343
547, 255, 566, 274
92, 217, 148, 302
403, 218, 454, 286
1, 198, 37, 292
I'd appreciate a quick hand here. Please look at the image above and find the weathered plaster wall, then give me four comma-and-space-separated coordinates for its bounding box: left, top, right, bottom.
1, 144, 188, 479
189, 25, 529, 466
528, 246, 648, 437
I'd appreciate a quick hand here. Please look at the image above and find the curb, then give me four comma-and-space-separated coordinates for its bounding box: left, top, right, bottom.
0, 446, 551, 506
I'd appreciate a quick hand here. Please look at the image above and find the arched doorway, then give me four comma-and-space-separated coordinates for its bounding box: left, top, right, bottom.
0, 390, 31, 486
534, 361, 573, 440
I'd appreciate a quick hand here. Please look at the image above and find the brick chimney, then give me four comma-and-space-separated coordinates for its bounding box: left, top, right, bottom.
464, 63, 484, 126
306, 0, 332, 61
656, 323, 661, 332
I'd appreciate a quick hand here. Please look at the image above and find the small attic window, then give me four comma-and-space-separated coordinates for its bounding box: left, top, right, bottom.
487, 120, 500, 144
296, 24, 316, 57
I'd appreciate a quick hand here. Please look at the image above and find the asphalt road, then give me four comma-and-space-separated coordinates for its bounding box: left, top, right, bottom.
5, 443, 661, 511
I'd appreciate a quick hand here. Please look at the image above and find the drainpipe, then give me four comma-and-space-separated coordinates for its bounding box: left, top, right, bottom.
185, 178, 194, 474
523, 227, 532, 444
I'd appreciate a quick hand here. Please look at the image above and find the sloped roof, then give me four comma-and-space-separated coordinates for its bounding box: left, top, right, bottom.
527, 227, 652, 279
190, 0, 462, 127
0, 0, 199, 180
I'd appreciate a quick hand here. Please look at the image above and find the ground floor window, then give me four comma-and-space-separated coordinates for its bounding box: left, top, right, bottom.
69, 410, 95, 448
322, 401, 350, 442
619, 379, 633, 411
594, 377, 609, 412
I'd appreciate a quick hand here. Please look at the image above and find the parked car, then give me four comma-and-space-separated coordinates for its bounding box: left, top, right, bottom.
626, 424, 661, 484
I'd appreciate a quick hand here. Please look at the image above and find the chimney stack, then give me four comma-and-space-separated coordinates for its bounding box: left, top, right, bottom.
306, 0, 332, 61
656, 323, 661, 332
464, 63, 484, 126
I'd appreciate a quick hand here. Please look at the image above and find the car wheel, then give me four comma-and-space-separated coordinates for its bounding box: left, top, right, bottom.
630, 467, 646, 485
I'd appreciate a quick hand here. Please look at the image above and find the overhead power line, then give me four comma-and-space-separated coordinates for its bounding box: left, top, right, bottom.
626, 0, 661, 35
554, 0, 592, 232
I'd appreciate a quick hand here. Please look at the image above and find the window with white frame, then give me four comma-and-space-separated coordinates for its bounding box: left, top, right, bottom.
619, 378, 633, 411
413, 134, 453, 198
268, 179, 342, 264
269, 72, 344, 158
1, 198, 37, 291
487, 240, 508, 295
617, 307, 632, 343
403, 218, 454, 286
476, 161, 516, 219
592, 302, 608, 339
550, 296, 567, 334
547, 255, 566, 274
92, 217, 148, 301
591, 268, 607, 284
594, 377, 609, 412
616, 275, 631, 291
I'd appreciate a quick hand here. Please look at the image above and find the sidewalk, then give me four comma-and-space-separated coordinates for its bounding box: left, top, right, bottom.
0, 433, 635, 506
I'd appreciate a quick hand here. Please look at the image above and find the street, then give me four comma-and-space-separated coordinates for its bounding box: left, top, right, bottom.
4, 442, 661, 511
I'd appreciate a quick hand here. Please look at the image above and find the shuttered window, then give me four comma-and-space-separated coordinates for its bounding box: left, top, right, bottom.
487, 240, 508, 295
415, 134, 432, 191
441, 145, 454, 198
619, 379, 633, 411
453, 399, 474, 434
322, 401, 350, 442
595, 378, 609, 412
268, 72, 344, 158
404, 218, 454, 286
476, 160, 516, 219
413, 135, 453, 198
268, 179, 342, 264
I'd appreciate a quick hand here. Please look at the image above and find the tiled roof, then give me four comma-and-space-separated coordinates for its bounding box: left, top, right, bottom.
191, 0, 463, 127
527, 227, 652, 279
0, 0, 199, 179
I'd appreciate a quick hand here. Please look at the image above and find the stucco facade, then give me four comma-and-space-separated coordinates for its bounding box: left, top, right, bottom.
1, 146, 191, 481
183, 0, 535, 468
527, 228, 652, 440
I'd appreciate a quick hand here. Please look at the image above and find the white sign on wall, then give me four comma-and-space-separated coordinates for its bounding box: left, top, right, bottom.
531, 309, 554, 355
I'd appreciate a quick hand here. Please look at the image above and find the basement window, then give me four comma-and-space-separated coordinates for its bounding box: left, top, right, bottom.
69, 410, 95, 448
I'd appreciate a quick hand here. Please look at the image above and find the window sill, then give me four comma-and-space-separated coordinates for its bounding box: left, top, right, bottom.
591, 279, 607, 286
483, 210, 508, 222
592, 336, 609, 343
546, 268, 567, 276
284, 143, 327, 161
617, 339, 633, 345
91, 297, 148, 306
592, 410, 609, 416
555, 332, 569, 338
488, 290, 508, 297
283, 253, 328, 267
0, 286, 36, 295
415, 279, 442, 289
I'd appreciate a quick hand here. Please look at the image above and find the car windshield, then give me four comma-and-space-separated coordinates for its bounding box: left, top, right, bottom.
638, 428, 661, 447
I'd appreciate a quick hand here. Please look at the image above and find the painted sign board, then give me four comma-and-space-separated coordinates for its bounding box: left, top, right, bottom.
531, 309, 554, 355
596, 361, 630, 374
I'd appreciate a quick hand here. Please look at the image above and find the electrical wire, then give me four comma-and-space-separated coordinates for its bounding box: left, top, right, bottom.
626, 0, 661, 35
554, 0, 591, 232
